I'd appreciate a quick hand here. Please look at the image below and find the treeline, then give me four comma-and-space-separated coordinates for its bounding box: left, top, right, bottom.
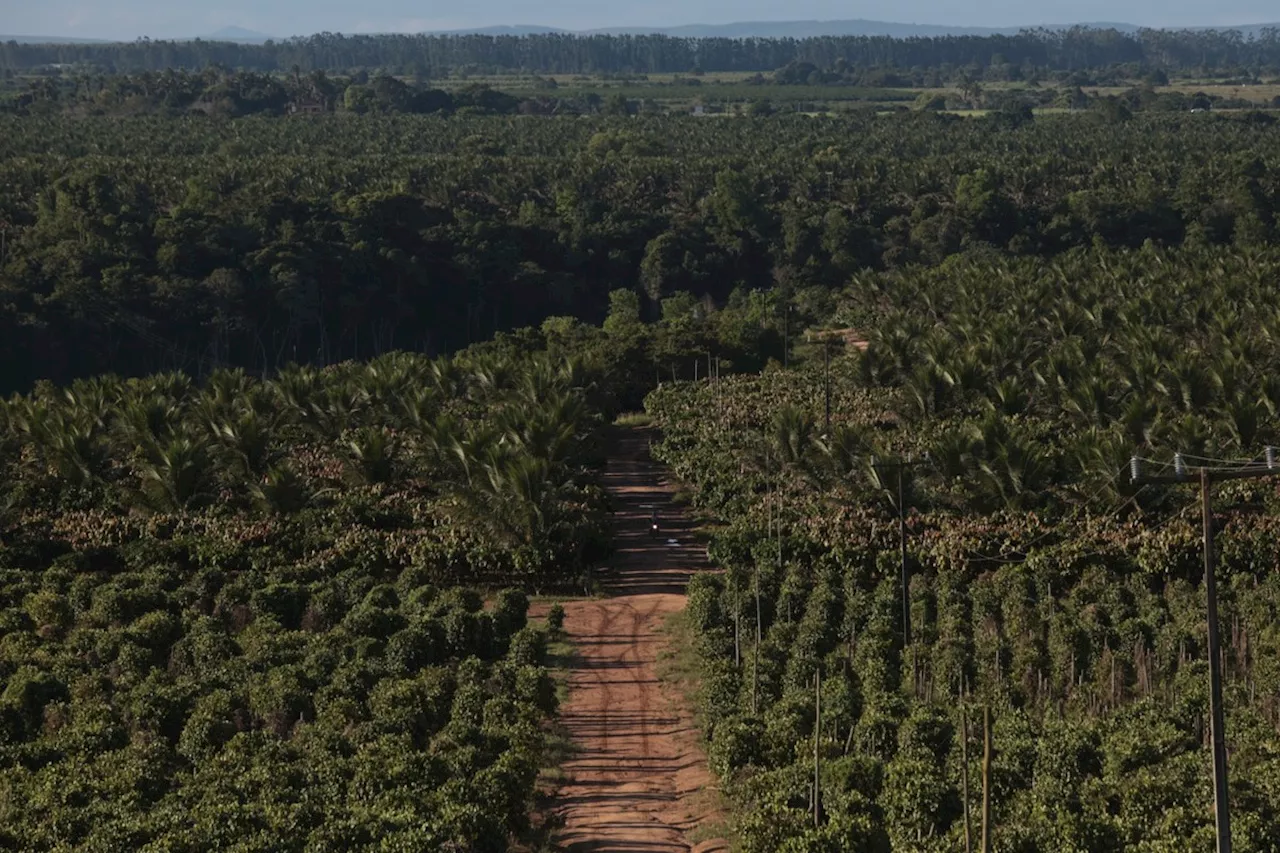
6, 69, 545, 118
7, 67, 1279, 122
4, 27, 1280, 76
1, 111, 1279, 394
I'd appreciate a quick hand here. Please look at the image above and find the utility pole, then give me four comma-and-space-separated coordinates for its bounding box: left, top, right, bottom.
753, 559, 762, 714
981, 704, 992, 853
814, 667, 822, 829
733, 571, 741, 668
824, 335, 832, 434
961, 682, 973, 853
872, 457, 928, 647
898, 463, 908, 645
783, 303, 791, 369
1129, 448, 1280, 853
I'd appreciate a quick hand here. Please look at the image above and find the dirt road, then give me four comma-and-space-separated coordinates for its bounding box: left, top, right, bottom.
550, 429, 728, 853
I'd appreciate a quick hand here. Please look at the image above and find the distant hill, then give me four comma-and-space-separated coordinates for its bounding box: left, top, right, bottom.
7, 19, 1280, 47
594, 20, 1026, 38
0, 34, 110, 44
1, 27, 277, 45
428, 18, 1280, 39
435, 25, 571, 36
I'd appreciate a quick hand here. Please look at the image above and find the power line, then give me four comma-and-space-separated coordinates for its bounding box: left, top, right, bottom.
1129, 448, 1280, 853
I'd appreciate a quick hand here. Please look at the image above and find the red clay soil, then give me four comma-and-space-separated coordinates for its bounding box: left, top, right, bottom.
549, 429, 729, 853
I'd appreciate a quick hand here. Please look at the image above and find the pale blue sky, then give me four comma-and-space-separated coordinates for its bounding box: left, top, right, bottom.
5, 0, 1277, 40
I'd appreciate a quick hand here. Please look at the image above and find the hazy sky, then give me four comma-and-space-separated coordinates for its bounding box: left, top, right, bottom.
5, 0, 1278, 39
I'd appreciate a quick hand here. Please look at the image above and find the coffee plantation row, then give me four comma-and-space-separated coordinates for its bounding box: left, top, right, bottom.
647, 243, 1280, 851
0, 348, 609, 850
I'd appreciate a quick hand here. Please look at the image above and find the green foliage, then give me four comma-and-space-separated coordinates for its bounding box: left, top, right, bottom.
1, 112, 1278, 394
3, 29, 1280, 81
646, 245, 1280, 847
546, 602, 566, 632
0, 345, 611, 849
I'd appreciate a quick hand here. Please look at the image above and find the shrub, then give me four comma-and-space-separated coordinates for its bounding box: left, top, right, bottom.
546, 603, 565, 632
506, 626, 546, 667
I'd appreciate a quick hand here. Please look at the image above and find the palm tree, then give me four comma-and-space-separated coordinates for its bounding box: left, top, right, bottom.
1065, 426, 1130, 507
969, 413, 1052, 510
929, 425, 980, 482
395, 386, 440, 433
987, 377, 1030, 416
273, 364, 323, 424
31, 409, 108, 488
1064, 375, 1122, 427
202, 368, 255, 414
249, 463, 310, 515
210, 409, 276, 481
305, 382, 368, 440
815, 423, 875, 480
117, 395, 182, 458
772, 405, 816, 476
470, 358, 515, 399
363, 352, 424, 420
428, 358, 464, 398
1150, 411, 1213, 459
1216, 392, 1267, 451
498, 400, 581, 470
1164, 352, 1220, 413
475, 453, 561, 549
135, 433, 216, 512
1117, 395, 1159, 447
345, 427, 396, 486
905, 364, 949, 420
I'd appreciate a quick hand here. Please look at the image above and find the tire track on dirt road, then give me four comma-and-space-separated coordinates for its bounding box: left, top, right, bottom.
549, 428, 729, 853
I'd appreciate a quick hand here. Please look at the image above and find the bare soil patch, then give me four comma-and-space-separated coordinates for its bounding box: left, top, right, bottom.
548, 429, 729, 853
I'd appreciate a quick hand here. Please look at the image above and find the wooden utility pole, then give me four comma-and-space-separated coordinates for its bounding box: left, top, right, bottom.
753, 562, 762, 714
981, 704, 992, 853
1129, 450, 1280, 853
961, 686, 973, 853
872, 457, 927, 647
1202, 467, 1230, 853
806, 328, 844, 436
783, 303, 790, 369
733, 572, 741, 668
823, 335, 832, 434
898, 463, 909, 645
814, 668, 822, 829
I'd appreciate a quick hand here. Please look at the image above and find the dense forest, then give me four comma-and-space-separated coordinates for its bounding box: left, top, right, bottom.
5, 28, 1280, 76
0, 111, 1279, 395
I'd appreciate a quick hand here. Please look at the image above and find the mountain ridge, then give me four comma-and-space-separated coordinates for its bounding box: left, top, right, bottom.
430, 18, 1279, 38
4, 18, 1279, 45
